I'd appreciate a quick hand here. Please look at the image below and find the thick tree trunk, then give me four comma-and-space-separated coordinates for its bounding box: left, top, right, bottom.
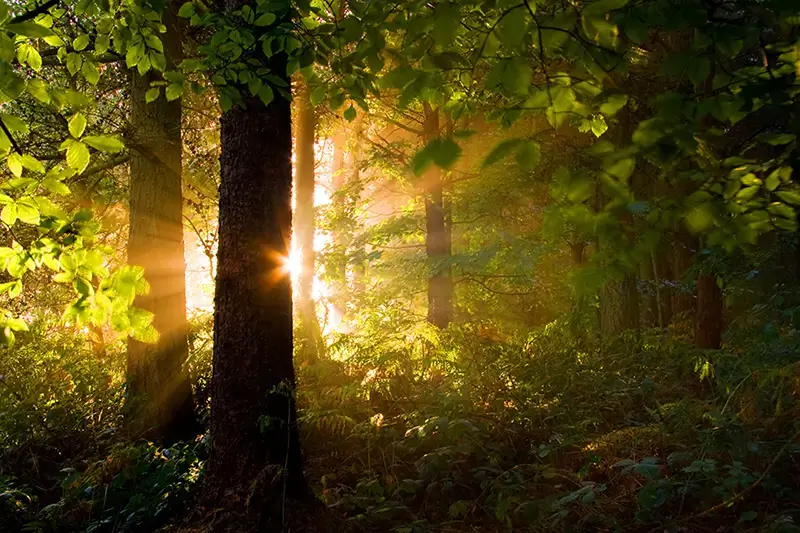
294, 76, 322, 360
422, 105, 453, 328
695, 274, 722, 349
126, 3, 197, 443
205, 57, 309, 501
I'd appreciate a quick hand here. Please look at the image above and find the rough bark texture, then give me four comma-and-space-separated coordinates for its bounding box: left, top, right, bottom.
294, 76, 322, 360
695, 274, 723, 349
422, 105, 453, 328
600, 272, 640, 335
126, 3, 197, 443
206, 63, 309, 502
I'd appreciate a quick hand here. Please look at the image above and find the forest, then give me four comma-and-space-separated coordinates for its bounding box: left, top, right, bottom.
1, 0, 800, 531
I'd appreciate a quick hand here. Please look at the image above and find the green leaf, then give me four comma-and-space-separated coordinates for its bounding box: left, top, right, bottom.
606, 157, 635, 181
69, 113, 87, 138
1, 203, 17, 225
515, 141, 540, 169
483, 138, 524, 167
255, 12, 276, 26
27, 79, 50, 104
0, 114, 29, 134
591, 115, 608, 137
66, 141, 90, 173
687, 57, 711, 87
7, 153, 22, 177
81, 61, 100, 85
258, 85, 274, 106
83, 135, 124, 153
66, 52, 82, 76
412, 138, 462, 175
95, 34, 110, 54
5, 317, 28, 331
432, 2, 459, 47
16, 199, 39, 225
685, 203, 713, 233
6, 22, 54, 37
496, 6, 526, 47
42, 178, 71, 196
310, 86, 326, 107
73, 34, 90, 51
165, 83, 184, 101
145, 34, 163, 53
145, 87, 161, 103
600, 94, 628, 116
502, 57, 532, 94
777, 190, 800, 206
178, 2, 195, 17
767, 202, 794, 220
21, 155, 44, 174
343, 105, 356, 122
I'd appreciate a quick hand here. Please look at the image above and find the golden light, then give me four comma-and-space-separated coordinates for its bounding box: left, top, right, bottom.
282, 245, 303, 285
182, 134, 352, 336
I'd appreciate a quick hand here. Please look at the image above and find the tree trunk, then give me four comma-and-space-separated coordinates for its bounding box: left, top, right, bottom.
693, 73, 724, 349
329, 126, 347, 318
672, 231, 695, 317
126, 3, 197, 443
600, 271, 640, 335
422, 105, 453, 328
597, 104, 638, 337
695, 273, 722, 349
205, 57, 309, 502
654, 247, 673, 327
294, 76, 322, 360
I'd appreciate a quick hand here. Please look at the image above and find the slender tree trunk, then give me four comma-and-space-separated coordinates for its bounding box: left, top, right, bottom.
672, 231, 695, 317
422, 105, 453, 328
654, 247, 673, 326
205, 54, 309, 501
126, 3, 197, 443
693, 72, 724, 349
695, 273, 722, 348
294, 76, 322, 360
329, 126, 347, 317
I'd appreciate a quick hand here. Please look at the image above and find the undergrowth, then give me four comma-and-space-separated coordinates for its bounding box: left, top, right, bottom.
2, 312, 800, 532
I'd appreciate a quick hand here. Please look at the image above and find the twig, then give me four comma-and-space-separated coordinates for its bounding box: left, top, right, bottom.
0, 117, 22, 154
9, 0, 60, 23
689, 428, 800, 520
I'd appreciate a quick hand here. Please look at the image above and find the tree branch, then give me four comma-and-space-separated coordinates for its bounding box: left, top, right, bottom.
9, 0, 60, 23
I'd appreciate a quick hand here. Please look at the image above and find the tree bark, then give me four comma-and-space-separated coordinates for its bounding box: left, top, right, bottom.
695, 273, 722, 349
205, 54, 309, 501
126, 2, 197, 443
422, 105, 453, 328
600, 271, 640, 335
294, 76, 322, 360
